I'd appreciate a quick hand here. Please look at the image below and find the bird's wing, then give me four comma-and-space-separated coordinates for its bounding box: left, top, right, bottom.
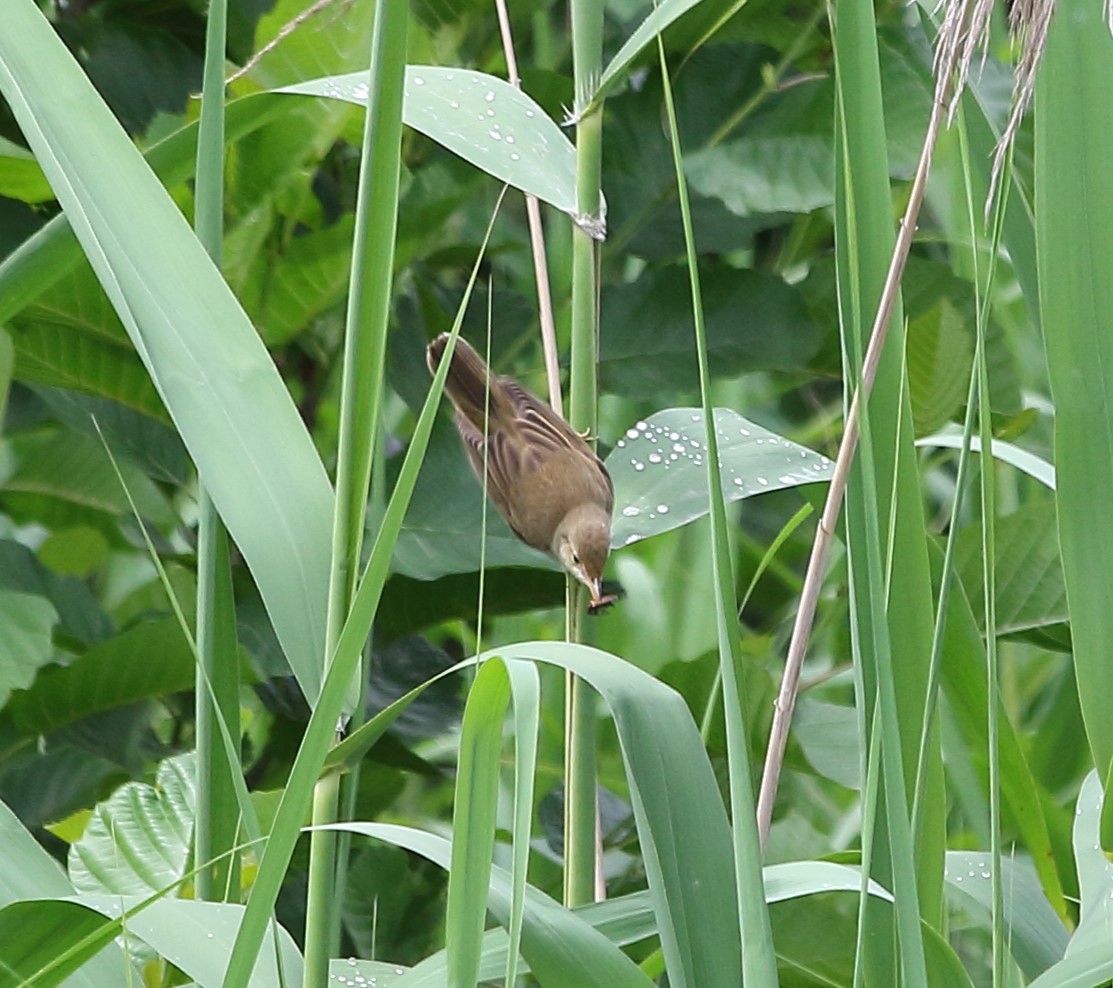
502, 380, 615, 509
453, 411, 536, 546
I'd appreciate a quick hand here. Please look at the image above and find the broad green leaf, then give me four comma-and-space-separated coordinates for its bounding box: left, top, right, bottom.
279, 67, 579, 216
0, 589, 56, 705
0, 0, 335, 702
686, 134, 834, 218
684, 30, 931, 218
248, 215, 355, 347
944, 851, 1066, 980
0, 541, 110, 646
5, 262, 167, 423
2, 429, 176, 527
906, 300, 973, 436
793, 699, 861, 790
953, 501, 1067, 642
600, 267, 820, 395
69, 753, 195, 896
606, 407, 831, 548
0, 896, 302, 988
0, 798, 129, 986
33, 386, 191, 486
5, 617, 194, 735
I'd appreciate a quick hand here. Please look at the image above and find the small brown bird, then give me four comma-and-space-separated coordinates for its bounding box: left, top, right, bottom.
427, 333, 616, 611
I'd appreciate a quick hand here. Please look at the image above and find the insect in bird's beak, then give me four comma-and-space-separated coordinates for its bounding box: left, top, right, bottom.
587, 579, 618, 615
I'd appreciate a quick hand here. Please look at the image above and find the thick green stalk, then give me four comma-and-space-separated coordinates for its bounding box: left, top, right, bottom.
303, 0, 409, 983
194, 0, 240, 904
564, 0, 605, 910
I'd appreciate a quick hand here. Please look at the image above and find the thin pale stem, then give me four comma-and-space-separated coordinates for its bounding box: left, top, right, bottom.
756, 84, 949, 844
493, 0, 562, 413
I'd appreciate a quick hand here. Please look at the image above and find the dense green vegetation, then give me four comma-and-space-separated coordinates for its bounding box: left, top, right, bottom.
1, 0, 1111, 984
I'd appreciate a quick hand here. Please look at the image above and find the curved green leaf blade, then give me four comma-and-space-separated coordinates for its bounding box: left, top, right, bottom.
0, 799, 129, 986
598, 0, 707, 99
944, 852, 1066, 979
331, 823, 654, 988
446, 661, 510, 988
278, 67, 578, 215
494, 641, 741, 988
0, 896, 302, 988
916, 427, 1055, 489
6, 617, 194, 735
0, 0, 334, 701
607, 407, 832, 547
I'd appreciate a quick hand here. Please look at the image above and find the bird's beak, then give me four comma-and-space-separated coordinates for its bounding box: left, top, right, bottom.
589, 577, 604, 606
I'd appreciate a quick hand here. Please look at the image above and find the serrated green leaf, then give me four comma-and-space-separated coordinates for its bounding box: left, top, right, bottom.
906, 299, 972, 435
953, 500, 1066, 640
69, 753, 196, 896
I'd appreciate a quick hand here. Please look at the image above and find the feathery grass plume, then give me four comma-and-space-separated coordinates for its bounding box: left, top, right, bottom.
935, 0, 1059, 208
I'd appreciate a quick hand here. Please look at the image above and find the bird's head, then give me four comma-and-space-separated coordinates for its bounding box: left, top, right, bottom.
552, 502, 612, 606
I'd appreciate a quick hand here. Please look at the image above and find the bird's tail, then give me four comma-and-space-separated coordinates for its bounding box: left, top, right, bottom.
427, 333, 511, 430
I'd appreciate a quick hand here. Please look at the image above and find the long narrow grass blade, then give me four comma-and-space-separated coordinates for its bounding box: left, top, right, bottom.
828, 0, 938, 976
446, 661, 511, 988
0, 93, 290, 324
499, 640, 741, 988
0, 0, 334, 702
655, 33, 776, 986
504, 660, 541, 987
1035, 0, 1113, 800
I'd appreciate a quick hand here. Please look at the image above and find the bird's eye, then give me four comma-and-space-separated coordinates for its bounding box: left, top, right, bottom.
572, 552, 581, 565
